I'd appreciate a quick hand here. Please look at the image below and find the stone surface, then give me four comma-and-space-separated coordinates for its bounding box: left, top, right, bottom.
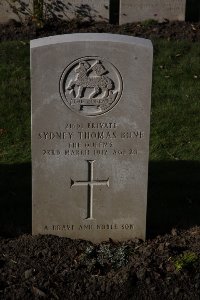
0, 0, 31, 23
119, 0, 186, 24
44, 0, 109, 22
31, 33, 153, 242
0, 0, 109, 24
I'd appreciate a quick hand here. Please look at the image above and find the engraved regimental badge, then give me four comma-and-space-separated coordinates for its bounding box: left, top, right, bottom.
60, 56, 123, 116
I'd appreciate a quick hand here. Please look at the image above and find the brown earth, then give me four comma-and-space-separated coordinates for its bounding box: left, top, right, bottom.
0, 227, 200, 299
0, 20, 200, 299
0, 19, 200, 42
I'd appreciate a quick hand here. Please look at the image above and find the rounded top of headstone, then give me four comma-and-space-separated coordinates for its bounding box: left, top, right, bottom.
30, 33, 153, 50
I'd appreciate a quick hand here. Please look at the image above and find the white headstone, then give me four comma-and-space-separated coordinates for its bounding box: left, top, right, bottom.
120, 0, 186, 24
44, 0, 109, 22
31, 33, 153, 243
0, 0, 32, 23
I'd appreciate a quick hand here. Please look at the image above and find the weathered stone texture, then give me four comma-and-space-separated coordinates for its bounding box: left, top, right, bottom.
31, 33, 153, 242
120, 0, 186, 24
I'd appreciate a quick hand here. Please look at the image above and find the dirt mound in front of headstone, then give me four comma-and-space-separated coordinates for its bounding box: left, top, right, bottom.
0, 19, 200, 42
1, 227, 200, 299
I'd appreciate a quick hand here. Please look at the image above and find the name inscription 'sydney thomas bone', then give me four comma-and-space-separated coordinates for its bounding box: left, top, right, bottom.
31, 34, 153, 243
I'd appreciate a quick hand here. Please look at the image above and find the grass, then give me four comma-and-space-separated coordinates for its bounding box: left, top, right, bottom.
173, 251, 198, 271
0, 39, 200, 163
151, 40, 200, 161
0, 41, 30, 163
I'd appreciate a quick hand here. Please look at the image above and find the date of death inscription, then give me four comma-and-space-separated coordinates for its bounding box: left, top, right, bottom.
37, 122, 145, 157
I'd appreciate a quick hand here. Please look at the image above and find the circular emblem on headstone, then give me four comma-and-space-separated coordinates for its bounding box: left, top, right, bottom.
59, 56, 123, 116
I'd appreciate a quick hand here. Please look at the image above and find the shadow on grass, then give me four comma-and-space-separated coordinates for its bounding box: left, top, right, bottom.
0, 161, 199, 238
0, 163, 31, 237
147, 161, 200, 238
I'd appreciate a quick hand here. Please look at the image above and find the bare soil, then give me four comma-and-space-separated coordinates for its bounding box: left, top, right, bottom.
1, 227, 200, 299
0, 19, 200, 42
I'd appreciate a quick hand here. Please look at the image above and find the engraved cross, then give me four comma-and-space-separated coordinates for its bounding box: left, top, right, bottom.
71, 160, 109, 220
